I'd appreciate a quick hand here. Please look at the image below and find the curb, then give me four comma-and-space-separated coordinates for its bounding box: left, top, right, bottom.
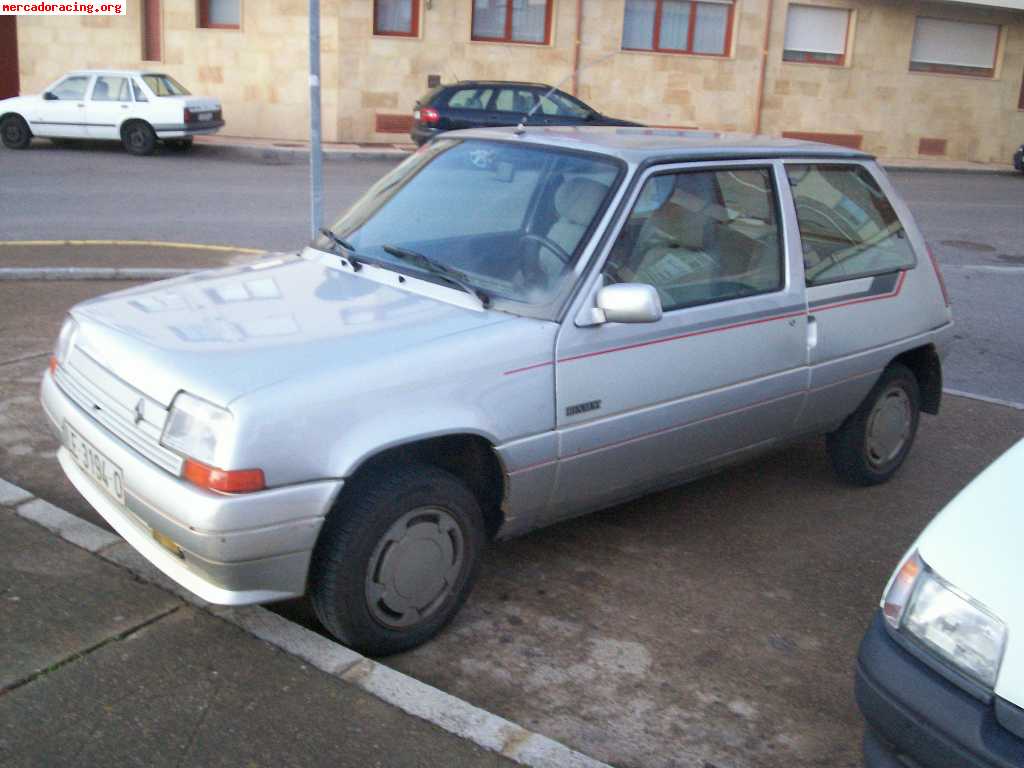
0, 267, 195, 281
0, 477, 611, 768
195, 142, 411, 165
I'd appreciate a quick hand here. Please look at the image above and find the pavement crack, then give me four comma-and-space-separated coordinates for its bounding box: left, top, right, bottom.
0, 604, 182, 697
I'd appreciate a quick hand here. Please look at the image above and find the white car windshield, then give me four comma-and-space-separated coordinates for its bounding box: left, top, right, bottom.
322, 139, 621, 314
142, 74, 191, 96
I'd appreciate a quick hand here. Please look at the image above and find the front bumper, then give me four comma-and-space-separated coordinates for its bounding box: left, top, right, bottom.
1013, 147, 1023, 172
856, 611, 1024, 768
41, 370, 341, 605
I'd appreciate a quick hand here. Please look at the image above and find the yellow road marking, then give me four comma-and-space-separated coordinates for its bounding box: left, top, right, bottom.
0, 239, 264, 254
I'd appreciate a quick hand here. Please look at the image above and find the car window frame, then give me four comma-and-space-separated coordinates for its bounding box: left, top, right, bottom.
783, 159, 919, 288
567, 158, 793, 325
49, 74, 94, 101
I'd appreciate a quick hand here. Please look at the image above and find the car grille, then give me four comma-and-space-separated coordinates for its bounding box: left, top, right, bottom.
55, 351, 184, 476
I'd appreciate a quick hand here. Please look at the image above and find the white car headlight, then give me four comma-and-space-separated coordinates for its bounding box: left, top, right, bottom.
160, 392, 233, 466
52, 316, 79, 369
883, 552, 1007, 688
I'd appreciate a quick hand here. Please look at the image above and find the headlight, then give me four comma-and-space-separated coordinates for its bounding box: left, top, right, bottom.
51, 316, 79, 371
160, 392, 233, 466
883, 552, 1007, 688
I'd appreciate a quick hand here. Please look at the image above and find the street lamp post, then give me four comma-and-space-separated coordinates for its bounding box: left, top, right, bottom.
308, 0, 323, 240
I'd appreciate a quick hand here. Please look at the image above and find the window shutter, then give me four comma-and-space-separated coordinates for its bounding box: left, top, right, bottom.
784, 5, 849, 55
910, 17, 998, 69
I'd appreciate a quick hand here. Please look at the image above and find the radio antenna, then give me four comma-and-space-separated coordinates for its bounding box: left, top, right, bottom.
514, 50, 617, 136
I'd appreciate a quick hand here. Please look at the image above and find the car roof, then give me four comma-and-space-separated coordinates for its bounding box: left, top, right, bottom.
63, 69, 170, 77
443, 81, 551, 90
445, 126, 874, 164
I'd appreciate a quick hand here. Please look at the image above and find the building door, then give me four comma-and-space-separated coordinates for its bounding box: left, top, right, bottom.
0, 16, 18, 99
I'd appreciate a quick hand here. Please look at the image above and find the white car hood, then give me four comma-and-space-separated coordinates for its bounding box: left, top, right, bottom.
909, 438, 1024, 707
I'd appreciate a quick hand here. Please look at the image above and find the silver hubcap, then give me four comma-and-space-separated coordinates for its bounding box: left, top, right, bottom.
365, 506, 464, 629
865, 386, 912, 467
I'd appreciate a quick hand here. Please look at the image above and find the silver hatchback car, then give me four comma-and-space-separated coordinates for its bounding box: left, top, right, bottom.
42, 128, 953, 654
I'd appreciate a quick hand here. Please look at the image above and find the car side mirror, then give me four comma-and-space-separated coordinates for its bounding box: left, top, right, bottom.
43, 91, 58, 100
595, 283, 663, 324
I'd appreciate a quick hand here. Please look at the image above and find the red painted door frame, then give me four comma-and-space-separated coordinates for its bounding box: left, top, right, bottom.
0, 16, 19, 99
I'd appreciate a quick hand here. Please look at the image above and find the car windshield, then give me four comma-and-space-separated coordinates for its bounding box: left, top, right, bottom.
322, 139, 621, 314
142, 74, 190, 96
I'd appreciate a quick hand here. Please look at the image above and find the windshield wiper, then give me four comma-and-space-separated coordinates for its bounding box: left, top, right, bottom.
318, 228, 365, 271
381, 244, 491, 308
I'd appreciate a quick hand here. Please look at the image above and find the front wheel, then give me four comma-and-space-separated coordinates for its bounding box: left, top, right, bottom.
0, 115, 32, 149
122, 121, 156, 156
827, 363, 921, 486
309, 463, 485, 655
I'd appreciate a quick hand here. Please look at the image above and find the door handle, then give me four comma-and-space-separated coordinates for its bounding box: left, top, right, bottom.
806, 315, 818, 350
121, 104, 128, 109
77, 103, 85, 107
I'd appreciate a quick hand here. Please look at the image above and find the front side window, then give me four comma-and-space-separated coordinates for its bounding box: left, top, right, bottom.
604, 167, 783, 312
788, 164, 916, 285
198, 0, 240, 29
446, 87, 493, 110
142, 74, 191, 96
51, 76, 90, 100
537, 90, 592, 118
622, 0, 734, 56
374, 0, 418, 37
91, 76, 130, 102
783, 5, 851, 65
323, 139, 621, 315
910, 17, 999, 77
493, 88, 536, 114
472, 0, 551, 45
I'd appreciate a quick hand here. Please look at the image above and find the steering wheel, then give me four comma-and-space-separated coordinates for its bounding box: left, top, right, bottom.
519, 232, 573, 265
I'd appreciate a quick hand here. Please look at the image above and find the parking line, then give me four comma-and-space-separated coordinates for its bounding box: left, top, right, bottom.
1, 476, 611, 768
943, 388, 1024, 411
0, 239, 264, 253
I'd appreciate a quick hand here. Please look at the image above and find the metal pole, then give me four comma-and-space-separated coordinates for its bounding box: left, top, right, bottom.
308, 0, 323, 239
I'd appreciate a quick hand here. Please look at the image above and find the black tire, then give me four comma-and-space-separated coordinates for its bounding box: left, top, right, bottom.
827, 363, 921, 486
1, 115, 32, 149
309, 463, 485, 656
166, 138, 193, 151
121, 121, 156, 156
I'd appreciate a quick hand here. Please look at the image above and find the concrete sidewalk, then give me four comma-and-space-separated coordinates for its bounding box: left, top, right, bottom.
191, 133, 1020, 174
0, 498, 519, 768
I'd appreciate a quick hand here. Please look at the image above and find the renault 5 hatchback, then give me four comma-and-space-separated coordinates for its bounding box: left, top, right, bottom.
41, 127, 954, 655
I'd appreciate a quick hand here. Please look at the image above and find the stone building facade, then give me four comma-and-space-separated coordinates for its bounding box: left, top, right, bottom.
9, 0, 1024, 162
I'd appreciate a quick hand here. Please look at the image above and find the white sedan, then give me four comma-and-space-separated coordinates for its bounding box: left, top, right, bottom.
0, 69, 223, 155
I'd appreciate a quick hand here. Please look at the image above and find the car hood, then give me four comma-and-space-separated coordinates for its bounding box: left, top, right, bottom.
910, 438, 1024, 706
68, 250, 513, 407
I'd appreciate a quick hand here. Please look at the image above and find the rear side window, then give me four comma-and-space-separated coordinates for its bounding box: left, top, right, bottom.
494, 88, 537, 114
788, 164, 916, 285
446, 88, 493, 110
605, 167, 783, 312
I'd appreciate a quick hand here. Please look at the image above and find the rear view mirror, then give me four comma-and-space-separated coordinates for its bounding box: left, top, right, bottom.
595, 283, 663, 324
43, 91, 58, 100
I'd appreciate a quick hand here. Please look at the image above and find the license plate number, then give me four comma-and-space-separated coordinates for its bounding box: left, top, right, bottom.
198, 112, 212, 121
64, 422, 125, 506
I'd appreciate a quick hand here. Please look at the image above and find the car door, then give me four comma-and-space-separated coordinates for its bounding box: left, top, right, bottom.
84, 74, 132, 140
549, 160, 810, 518
27, 74, 92, 138
438, 86, 496, 131
785, 161, 924, 432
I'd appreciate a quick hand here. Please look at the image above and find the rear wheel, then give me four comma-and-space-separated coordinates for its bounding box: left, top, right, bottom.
309, 463, 485, 655
827, 363, 921, 486
122, 121, 156, 156
0, 115, 31, 149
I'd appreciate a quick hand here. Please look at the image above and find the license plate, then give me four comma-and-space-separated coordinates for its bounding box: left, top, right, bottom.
198, 112, 212, 121
64, 422, 125, 506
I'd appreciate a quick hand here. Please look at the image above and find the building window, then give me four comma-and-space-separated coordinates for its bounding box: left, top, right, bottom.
142, 0, 161, 61
375, 0, 419, 37
622, 0, 734, 56
471, 0, 552, 45
782, 5, 850, 65
910, 17, 999, 77
198, 0, 240, 29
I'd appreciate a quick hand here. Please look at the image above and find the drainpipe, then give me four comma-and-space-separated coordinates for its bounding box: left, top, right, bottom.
572, 0, 583, 95
753, 0, 775, 135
